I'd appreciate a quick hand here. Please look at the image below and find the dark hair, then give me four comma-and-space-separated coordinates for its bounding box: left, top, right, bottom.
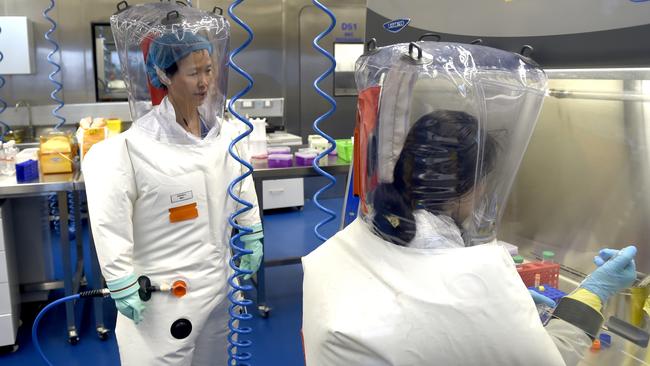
372, 110, 498, 245
159, 62, 179, 90
164, 62, 179, 78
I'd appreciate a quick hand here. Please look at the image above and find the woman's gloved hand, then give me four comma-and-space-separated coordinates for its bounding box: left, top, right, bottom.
580, 245, 637, 304
106, 273, 146, 324
240, 223, 264, 280
529, 290, 556, 308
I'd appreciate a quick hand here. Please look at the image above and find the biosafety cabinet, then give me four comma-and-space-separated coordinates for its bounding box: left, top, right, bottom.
365, 3, 650, 361
0, 200, 20, 348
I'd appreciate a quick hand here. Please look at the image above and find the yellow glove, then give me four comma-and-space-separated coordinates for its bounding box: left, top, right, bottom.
567, 288, 603, 314
644, 294, 650, 318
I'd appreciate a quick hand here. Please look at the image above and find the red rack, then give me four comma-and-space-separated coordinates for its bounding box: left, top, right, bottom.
517, 262, 560, 288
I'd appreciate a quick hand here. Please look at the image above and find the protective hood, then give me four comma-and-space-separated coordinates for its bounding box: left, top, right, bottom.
110, 3, 229, 141
354, 41, 547, 247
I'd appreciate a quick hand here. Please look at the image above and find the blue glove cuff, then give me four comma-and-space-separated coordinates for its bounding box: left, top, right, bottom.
241, 223, 264, 242
106, 273, 140, 299
244, 239, 263, 252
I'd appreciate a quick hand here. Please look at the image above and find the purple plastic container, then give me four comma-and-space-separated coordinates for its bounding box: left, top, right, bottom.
267, 154, 293, 168
295, 151, 317, 166
16, 159, 39, 182
267, 146, 291, 155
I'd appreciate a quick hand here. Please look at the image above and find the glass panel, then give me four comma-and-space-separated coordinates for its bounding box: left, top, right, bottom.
334, 42, 364, 96
92, 23, 127, 102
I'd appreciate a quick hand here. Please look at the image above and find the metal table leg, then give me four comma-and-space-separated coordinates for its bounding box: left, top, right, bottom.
58, 191, 79, 344
73, 191, 84, 292
87, 215, 109, 340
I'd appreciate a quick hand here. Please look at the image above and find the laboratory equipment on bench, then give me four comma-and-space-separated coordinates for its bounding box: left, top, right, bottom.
516, 259, 561, 288
268, 153, 293, 168
267, 146, 290, 155
295, 151, 317, 166
267, 131, 302, 147
335, 138, 353, 162
248, 117, 268, 159
76, 117, 108, 161
38, 132, 74, 174
32, 276, 189, 366
0, 140, 18, 176
529, 284, 567, 324
16, 150, 39, 182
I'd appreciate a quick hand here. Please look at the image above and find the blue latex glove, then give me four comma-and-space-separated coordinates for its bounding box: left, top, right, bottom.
580, 245, 637, 304
240, 223, 263, 280
106, 274, 146, 324
529, 290, 557, 308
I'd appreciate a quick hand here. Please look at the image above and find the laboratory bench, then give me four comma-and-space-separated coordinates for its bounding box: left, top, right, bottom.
0, 171, 106, 345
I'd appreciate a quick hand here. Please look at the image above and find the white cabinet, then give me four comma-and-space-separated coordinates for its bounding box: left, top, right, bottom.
0, 201, 19, 347
262, 178, 304, 210
0, 17, 35, 74
0, 315, 17, 348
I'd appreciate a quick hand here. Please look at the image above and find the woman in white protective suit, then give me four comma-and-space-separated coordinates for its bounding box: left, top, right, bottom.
82, 4, 262, 365
302, 42, 638, 366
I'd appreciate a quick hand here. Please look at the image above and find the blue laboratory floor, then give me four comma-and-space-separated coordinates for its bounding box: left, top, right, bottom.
0, 197, 343, 366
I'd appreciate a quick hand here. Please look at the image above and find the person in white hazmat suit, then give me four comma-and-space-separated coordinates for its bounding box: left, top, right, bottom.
82, 4, 262, 365
302, 42, 638, 366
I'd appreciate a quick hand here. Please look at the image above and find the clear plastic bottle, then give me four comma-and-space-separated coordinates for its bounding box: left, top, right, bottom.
542, 250, 555, 264
1, 140, 18, 176
513, 255, 524, 272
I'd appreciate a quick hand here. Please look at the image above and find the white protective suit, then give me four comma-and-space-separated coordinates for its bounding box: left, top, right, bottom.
302, 218, 591, 366
83, 97, 260, 365
302, 40, 597, 366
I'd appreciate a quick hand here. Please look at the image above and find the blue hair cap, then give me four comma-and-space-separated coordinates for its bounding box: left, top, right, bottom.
146, 31, 213, 88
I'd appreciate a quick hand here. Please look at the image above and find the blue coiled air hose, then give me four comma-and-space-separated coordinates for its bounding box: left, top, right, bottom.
43, 0, 66, 130
226, 1, 255, 365
44, 0, 76, 243
32, 290, 109, 366
311, 0, 337, 242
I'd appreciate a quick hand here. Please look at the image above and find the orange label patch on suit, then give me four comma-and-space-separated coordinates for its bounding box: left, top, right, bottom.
168, 203, 199, 223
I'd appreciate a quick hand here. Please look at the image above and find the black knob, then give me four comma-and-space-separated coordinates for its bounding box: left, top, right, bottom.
170, 318, 193, 339
138, 275, 152, 302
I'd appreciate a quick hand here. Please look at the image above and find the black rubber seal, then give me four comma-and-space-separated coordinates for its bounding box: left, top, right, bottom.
552, 296, 604, 340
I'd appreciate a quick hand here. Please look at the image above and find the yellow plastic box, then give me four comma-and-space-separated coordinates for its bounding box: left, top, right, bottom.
39, 133, 74, 174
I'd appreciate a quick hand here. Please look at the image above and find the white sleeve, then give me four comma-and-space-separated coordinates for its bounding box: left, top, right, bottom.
82, 137, 137, 282
545, 319, 592, 366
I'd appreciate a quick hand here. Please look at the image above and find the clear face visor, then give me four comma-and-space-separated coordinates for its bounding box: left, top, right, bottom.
110, 3, 229, 135
355, 42, 547, 247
